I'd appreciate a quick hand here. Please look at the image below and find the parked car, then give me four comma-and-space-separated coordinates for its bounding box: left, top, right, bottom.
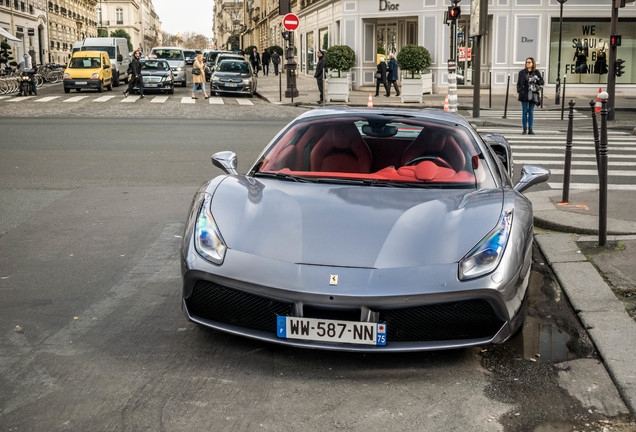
150, 47, 187, 87
183, 49, 196, 65
180, 108, 550, 352
132, 59, 175, 94
210, 59, 257, 97
203, 50, 234, 80
211, 53, 245, 72
63, 50, 113, 93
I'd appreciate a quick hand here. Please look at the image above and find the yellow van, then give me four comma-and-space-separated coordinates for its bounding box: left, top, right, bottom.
63, 50, 113, 93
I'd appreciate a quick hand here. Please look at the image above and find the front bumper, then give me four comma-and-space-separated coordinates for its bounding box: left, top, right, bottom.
172, 69, 186, 84
63, 78, 102, 90
181, 246, 530, 352
210, 81, 253, 94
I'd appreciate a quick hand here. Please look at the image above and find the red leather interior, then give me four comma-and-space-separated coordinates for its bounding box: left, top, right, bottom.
310, 123, 372, 173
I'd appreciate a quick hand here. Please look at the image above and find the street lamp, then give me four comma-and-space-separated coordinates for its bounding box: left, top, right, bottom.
554, 0, 567, 105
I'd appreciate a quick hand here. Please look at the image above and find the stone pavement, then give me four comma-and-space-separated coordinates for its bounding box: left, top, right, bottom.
255, 72, 636, 415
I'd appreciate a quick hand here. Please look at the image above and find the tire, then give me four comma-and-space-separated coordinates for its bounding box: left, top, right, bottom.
113, 71, 120, 87
106, 80, 112, 91
168, 86, 174, 95
64, 87, 70, 93
98, 81, 104, 92
182, 80, 187, 87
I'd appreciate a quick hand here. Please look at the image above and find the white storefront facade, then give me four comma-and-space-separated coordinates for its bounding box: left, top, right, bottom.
294, 0, 635, 93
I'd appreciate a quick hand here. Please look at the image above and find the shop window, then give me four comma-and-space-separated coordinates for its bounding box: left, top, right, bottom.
306, 31, 314, 72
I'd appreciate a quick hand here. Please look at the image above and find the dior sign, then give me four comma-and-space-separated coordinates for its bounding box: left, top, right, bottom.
379, 0, 400, 11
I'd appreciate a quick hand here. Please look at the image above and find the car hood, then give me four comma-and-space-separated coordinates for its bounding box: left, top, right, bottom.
210, 177, 504, 269
164, 59, 185, 68
141, 70, 171, 76
213, 71, 253, 79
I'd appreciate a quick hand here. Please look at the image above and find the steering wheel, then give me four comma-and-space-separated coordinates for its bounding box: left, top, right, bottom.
404, 156, 453, 169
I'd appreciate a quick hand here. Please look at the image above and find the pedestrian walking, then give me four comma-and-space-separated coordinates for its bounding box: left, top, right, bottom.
517, 57, 543, 135
123, 50, 144, 99
375, 57, 389, 97
386, 53, 400, 97
314, 50, 325, 104
261, 49, 271, 76
191, 53, 208, 99
272, 51, 280, 76
250, 48, 260, 76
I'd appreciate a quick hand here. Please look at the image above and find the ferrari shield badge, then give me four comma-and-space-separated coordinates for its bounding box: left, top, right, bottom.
329, 275, 338, 285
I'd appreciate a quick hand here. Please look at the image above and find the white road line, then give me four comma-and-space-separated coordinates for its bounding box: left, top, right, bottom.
181, 97, 196, 104
0, 96, 10, 101
548, 183, 636, 191
209, 97, 224, 104
151, 96, 169, 103
6, 96, 34, 102
63, 96, 88, 103
513, 153, 635, 159
94, 95, 116, 102
509, 145, 635, 151
516, 160, 636, 166
547, 168, 636, 176
121, 95, 140, 103
236, 98, 254, 105
35, 96, 60, 102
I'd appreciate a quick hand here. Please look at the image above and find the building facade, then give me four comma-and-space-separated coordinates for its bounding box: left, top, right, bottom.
1, 0, 50, 66
229, 0, 635, 93
96, 0, 161, 53
48, 0, 98, 64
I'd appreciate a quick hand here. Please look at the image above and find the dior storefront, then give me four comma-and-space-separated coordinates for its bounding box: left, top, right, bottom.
296, 0, 635, 92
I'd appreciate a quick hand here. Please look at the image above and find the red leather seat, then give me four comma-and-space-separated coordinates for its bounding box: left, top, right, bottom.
401, 129, 467, 172
310, 123, 372, 173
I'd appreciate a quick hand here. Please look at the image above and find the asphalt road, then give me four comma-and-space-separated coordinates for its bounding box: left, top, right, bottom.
0, 117, 633, 431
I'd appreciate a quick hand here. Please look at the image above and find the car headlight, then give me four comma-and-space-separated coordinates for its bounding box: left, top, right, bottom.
243, 78, 251, 85
91, 73, 100, 79
212, 76, 220, 82
176, 67, 183, 71
194, 193, 226, 265
459, 210, 513, 280
63, 73, 70, 79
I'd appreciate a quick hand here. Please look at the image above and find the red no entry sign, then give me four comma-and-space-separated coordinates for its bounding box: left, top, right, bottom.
283, 13, 299, 31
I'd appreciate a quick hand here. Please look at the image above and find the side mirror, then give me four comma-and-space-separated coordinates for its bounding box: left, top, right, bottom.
212, 151, 239, 176
117, 54, 123, 62
514, 165, 550, 193
104, 64, 109, 69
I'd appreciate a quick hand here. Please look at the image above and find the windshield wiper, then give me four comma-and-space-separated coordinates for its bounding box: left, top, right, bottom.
254, 172, 314, 183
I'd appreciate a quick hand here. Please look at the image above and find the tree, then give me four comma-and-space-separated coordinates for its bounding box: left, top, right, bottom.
396, 45, 431, 78
110, 29, 133, 51
324, 45, 355, 77
162, 31, 178, 47
97, 28, 108, 37
0, 41, 15, 69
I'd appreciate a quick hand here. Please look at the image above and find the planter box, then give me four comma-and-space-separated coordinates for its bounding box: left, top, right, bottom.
327, 76, 349, 102
401, 77, 423, 103
421, 73, 432, 94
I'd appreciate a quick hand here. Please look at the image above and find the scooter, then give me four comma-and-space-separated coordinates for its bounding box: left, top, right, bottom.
18, 68, 36, 96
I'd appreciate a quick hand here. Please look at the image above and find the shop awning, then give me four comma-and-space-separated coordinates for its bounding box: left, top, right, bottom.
0, 26, 20, 42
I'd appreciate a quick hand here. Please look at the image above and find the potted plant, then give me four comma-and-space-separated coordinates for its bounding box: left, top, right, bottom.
396, 45, 432, 103
324, 45, 355, 102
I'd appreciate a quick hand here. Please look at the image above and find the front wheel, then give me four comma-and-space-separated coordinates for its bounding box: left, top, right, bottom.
97, 81, 104, 92
106, 80, 112, 91
168, 86, 174, 95
64, 87, 70, 93
113, 71, 120, 87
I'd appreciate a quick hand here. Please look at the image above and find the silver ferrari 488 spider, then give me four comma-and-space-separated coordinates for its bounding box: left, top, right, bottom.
181, 108, 550, 351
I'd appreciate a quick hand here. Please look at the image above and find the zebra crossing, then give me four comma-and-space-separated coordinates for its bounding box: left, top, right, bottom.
477, 126, 636, 191
0, 94, 255, 105
469, 109, 589, 120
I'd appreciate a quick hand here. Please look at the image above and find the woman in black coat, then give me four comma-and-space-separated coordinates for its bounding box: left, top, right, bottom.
375, 57, 389, 97
516, 57, 544, 135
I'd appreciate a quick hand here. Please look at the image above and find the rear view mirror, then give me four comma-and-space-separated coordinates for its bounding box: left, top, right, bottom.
514, 165, 550, 193
212, 151, 239, 176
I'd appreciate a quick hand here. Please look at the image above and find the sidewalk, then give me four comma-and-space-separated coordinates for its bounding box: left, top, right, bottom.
256, 72, 636, 415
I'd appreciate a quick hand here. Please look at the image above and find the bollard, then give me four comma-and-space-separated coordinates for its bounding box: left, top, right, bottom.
590, 99, 600, 170
540, 85, 544, 109
561, 100, 575, 203
599, 92, 609, 246
503, 74, 510, 119
560, 76, 567, 120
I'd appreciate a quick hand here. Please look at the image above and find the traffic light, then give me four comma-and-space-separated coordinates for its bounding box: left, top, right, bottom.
281, 31, 291, 41
615, 58, 625, 77
610, 35, 621, 47
448, 6, 461, 20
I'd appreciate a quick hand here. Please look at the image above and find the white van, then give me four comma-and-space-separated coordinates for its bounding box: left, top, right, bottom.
78, 37, 131, 87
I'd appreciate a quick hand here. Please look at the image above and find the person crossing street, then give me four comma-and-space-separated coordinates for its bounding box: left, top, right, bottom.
123, 50, 144, 99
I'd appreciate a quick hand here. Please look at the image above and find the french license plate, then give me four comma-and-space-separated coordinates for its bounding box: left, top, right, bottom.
145, 83, 158, 87
224, 83, 238, 87
75, 81, 87, 85
277, 316, 387, 346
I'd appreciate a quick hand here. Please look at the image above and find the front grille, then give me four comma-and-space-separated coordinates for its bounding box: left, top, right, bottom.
187, 280, 294, 332
379, 300, 504, 342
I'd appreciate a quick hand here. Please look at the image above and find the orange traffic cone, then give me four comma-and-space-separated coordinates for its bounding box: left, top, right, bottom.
595, 87, 602, 113
367, 93, 373, 108
443, 95, 449, 111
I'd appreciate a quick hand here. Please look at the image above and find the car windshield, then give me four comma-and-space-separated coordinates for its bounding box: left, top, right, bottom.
255, 115, 496, 188
69, 57, 102, 68
217, 61, 249, 73
153, 49, 184, 60
80, 46, 115, 58
141, 60, 169, 70
216, 55, 243, 64
184, 50, 195, 57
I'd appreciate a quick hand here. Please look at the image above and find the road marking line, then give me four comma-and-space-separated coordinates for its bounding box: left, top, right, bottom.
516, 160, 636, 166
121, 95, 139, 103
548, 183, 636, 191
63, 96, 88, 103
0, 95, 12, 101
547, 168, 636, 176
236, 98, 253, 105
94, 95, 116, 102
209, 97, 224, 104
151, 96, 169, 103
181, 97, 196, 104
35, 96, 60, 102
6, 96, 34, 102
